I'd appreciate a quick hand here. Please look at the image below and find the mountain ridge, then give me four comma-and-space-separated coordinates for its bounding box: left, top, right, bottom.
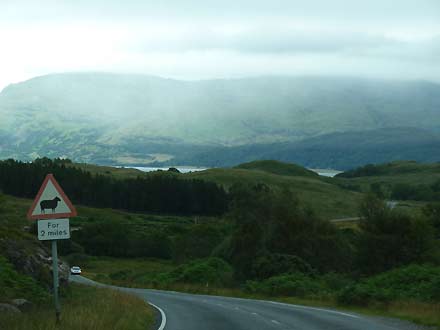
1, 73, 439, 168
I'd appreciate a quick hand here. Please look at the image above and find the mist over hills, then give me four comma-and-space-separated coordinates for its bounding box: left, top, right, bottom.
0, 73, 439, 169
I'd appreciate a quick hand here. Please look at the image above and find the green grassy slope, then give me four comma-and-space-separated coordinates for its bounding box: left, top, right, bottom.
335, 161, 440, 190
186, 169, 362, 218
234, 160, 318, 177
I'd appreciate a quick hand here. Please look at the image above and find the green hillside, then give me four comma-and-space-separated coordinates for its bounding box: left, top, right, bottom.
184, 171, 361, 219
234, 160, 318, 177
333, 161, 440, 210
335, 161, 440, 188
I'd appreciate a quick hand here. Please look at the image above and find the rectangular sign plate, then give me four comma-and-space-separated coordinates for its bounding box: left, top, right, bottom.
38, 219, 70, 241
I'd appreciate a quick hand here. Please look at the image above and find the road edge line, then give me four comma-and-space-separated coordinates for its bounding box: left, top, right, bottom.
149, 302, 167, 330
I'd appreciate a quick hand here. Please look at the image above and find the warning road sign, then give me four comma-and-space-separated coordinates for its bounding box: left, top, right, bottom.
27, 174, 77, 220
38, 219, 70, 241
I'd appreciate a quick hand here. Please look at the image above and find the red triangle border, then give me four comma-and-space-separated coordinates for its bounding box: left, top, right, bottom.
27, 173, 77, 220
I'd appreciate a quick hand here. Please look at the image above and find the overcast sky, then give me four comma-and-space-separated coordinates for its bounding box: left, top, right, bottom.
0, 0, 439, 90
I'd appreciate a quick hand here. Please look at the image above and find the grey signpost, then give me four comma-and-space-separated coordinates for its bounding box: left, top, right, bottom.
52, 239, 60, 321
27, 174, 77, 323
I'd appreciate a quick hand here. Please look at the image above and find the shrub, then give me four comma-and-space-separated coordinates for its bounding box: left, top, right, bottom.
177, 258, 234, 286
109, 270, 135, 281
0, 256, 49, 303
337, 264, 440, 306
250, 253, 315, 279
337, 283, 391, 306
245, 273, 325, 298
64, 253, 92, 267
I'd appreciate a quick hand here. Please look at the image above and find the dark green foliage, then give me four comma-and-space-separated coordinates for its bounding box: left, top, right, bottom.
337, 161, 440, 178
58, 240, 85, 256
244, 273, 325, 297
73, 221, 172, 259
250, 254, 315, 280
337, 264, 440, 306
338, 164, 385, 178
148, 258, 234, 287
423, 203, 440, 237
0, 158, 228, 216
171, 224, 225, 262
0, 193, 5, 213
0, 256, 49, 303
176, 258, 234, 286
64, 253, 92, 266
391, 182, 440, 201
337, 283, 391, 306
225, 184, 354, 279
356, 195, 437, 275
370, 182, 385, 198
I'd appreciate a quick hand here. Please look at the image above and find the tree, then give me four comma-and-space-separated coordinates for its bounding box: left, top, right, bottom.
357, 194, 437, 275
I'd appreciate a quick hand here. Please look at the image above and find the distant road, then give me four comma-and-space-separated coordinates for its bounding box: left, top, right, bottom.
71, 275, 409, 330
329, 201, 398, 223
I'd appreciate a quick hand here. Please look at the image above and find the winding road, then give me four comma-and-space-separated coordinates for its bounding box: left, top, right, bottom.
70, 275, 413, 330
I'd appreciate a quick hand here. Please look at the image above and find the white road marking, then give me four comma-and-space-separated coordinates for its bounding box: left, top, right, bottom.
149, 302, 167, 330
271, 320, 281, 325
269, 301, 360, 319
251, 312, 259, 316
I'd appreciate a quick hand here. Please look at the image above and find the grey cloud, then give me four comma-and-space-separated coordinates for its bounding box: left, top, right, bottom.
133, 29, 400, 54
2, 0, 440, 25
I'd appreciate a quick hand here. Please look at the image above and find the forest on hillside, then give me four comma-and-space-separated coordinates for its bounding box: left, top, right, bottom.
0, 158, 228, 216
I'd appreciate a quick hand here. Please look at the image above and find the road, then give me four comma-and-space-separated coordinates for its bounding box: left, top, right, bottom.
70, 275, 409, 330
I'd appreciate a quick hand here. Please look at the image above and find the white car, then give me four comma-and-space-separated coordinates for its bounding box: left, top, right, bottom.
70, 266, 82, 275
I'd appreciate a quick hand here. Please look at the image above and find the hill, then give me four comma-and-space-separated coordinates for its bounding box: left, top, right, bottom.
333, 161, 440, 206
1, 73, 440, 168
62, 159, 362, 218
234, 160, 318, 177
168, 127, 440, 170
337, 160, 440, 179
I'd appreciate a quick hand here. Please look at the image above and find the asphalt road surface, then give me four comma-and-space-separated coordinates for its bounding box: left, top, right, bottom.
70, 275, 415, 330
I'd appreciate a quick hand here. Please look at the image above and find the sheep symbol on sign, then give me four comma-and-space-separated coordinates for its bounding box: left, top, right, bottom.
40, 197, 61, 213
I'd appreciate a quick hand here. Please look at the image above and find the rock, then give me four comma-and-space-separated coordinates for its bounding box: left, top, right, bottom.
0, 303, 22, 314
0, 238, 69, 289
11, 299, 32, 312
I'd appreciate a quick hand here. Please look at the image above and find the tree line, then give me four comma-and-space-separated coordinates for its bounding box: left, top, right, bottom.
0, 158, 228, 216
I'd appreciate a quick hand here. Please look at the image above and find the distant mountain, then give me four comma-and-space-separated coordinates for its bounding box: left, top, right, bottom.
0, 73, 439, 167
167, 127, 440, 170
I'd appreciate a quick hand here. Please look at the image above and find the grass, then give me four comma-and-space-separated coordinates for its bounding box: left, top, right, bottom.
186, 168, 363, 218
234, 160, 319, 178
334, 161, 440, 191
0, 283, 155, 330
81, 256, 175, 285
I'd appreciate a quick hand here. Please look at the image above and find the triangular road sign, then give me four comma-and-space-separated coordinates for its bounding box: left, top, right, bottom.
27, 174, 77, 220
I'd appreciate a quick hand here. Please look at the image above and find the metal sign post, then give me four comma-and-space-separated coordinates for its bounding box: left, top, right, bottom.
51, 239, 61, 323
28, 174, 77, 324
